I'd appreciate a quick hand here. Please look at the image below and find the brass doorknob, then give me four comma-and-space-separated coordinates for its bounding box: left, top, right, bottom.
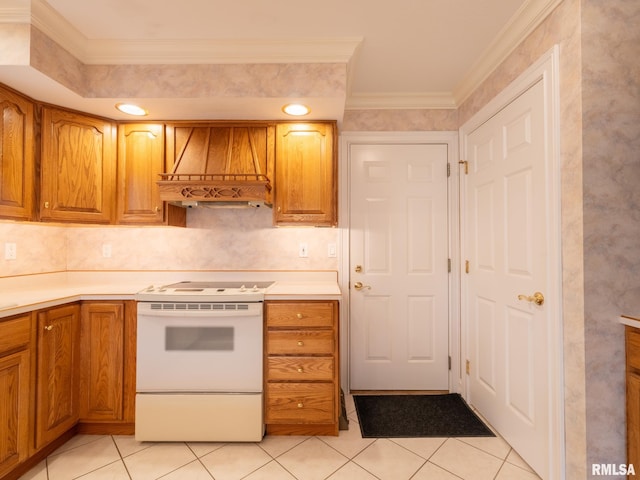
354, 281, 371, 291
517, 292, 545, 306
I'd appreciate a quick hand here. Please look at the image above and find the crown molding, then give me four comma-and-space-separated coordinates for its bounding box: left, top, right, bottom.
453, 0, 563, 105
0, 6, 30, 23
29, 0, 360, 64
345, 92, 457, 110
85, 37, 362, 65
30, 0, 90, 60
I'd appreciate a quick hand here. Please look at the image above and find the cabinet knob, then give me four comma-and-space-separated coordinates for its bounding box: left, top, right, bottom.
44, 201, 50, 209
155, 206, 161, 213
297, 341, 304, 347
297, 402, 304, 408
297, 367, 304, 373
296, 313, 303, 319
44, 325, 53, 331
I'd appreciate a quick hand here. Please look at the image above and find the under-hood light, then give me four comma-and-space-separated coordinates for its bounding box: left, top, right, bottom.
116, 103, 148, 116
282, 103, 310, 116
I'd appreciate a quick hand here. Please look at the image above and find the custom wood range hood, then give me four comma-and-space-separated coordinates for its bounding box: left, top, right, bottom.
158, 123, 274, 208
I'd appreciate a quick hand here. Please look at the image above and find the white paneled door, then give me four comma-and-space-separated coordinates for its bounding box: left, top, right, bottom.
349, 144, 449, 390
462, 77, 553, 478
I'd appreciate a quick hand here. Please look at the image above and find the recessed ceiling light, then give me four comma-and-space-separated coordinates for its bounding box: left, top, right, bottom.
116, 103, 148, 116
282, 103, 310, 116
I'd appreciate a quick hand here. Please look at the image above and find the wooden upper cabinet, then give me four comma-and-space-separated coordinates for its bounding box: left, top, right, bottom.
0, 85, 35, 220
40, 107, 116, 223
117, 123, 164, 224
116, 123, 185, 226
274, 122, 337, 226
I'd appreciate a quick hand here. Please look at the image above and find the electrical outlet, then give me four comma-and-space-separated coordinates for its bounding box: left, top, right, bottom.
298, 243, 308, 258
102, 244, 112, 258
4, 243, 16, 260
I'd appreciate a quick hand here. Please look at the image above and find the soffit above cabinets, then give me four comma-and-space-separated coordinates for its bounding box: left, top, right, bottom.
0, 0, 562, 121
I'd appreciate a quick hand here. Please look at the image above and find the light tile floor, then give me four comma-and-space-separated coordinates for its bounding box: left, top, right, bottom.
19, 394, 542, 480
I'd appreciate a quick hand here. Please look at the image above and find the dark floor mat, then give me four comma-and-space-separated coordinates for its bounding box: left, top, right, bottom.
353, 393, 495, 438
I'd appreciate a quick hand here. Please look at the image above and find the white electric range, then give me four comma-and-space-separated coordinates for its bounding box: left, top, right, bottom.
134, 280, 273, 442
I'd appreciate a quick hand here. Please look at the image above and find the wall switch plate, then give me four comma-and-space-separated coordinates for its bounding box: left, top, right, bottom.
328, 243, 337, 257
102, 244, 112, 258
298, 243, 308, 258
4, 243, 16, 260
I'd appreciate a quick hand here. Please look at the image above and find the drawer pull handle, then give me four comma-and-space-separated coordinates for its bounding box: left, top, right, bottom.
296, 313, 303, 319
44, 325, 53, 331
297, 402, 304, 408
297, 341, 304, 347
297, 367, 304, 373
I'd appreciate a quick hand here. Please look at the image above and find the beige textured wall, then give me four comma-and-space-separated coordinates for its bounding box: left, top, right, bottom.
342, 108, 458, 131
581, 0, 640, 474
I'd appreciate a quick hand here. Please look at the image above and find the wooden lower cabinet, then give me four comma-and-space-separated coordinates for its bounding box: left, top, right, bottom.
1, 301, 137, 479
78, 301, 136, 433
34, 304, 81, 450
627, 326, 640, 468
0, 314, 32, 478
264, 300, 339, 436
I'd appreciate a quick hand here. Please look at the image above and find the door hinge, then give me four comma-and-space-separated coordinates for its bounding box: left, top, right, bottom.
448, 356, 451, 370
459, 160, 468, 174
448, 258, 451, 273
465, 260, 470, 274
447, 163, 451, 177
466, 359, 471, 375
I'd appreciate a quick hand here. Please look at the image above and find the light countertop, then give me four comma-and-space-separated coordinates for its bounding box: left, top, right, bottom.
621, 315, 640, 329
0, 271, 342, 319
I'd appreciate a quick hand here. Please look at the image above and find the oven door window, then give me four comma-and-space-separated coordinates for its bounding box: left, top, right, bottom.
165, 326, 234, 351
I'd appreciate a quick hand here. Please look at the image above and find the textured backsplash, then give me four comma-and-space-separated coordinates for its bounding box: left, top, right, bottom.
0, 207, 339, 277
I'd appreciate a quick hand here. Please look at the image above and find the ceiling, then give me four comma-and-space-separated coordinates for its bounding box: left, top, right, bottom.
0, 0, 560, 121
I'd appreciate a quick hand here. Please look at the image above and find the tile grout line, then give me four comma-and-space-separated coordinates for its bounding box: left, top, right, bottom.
110, 435, 134, 480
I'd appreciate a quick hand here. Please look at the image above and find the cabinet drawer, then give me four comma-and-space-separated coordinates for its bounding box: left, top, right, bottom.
266, 383, 334, 424
628, 327, 640, 372
0, 314, 31, 355
266, 302, 334, 328
267, 356, 334, 381
267, 330, 334, 355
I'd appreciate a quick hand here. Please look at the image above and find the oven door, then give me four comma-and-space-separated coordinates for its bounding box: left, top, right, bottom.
136, 302, 263, 393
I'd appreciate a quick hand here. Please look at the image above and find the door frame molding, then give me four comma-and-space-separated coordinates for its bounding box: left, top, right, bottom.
459, 45, 563, 479
339, 131, 459, 393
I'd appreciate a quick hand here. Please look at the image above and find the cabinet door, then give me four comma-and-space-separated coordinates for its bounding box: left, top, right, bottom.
274, 122, 337, 226
629, 371, 640, 469
40, 108, 116, 223
79, 302, 125, 422
0, 85, 34, 220
0, 350, 30, 477
116, 123, 184, 226
35, 304, 80, 449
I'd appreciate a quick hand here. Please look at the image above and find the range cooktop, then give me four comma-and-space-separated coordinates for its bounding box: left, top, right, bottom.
136, 281, 275, 302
